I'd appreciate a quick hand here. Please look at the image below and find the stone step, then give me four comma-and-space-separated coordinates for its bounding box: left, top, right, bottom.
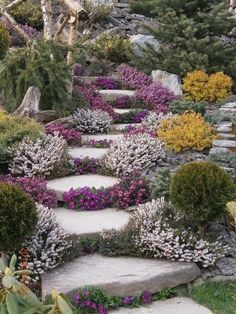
114, 108, 138, 114
54, 207, 130, 235
213, 139, 236, 149
69, 147, 108, 159
42, 254, 200, 297
218, 133, 236, 140
47, 174, 119, 201
112, 297, 213, 314
219, 108, 236, 113
82, 133, 123, 144
99, 90, 135, 101
216, 124, 232, 133
112, 123, 139, 131
220, 102, 236, 109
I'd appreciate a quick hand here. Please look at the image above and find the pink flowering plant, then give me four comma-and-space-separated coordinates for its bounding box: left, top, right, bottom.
110, 173, 151, 209
0, 175, 57, 208
74, 157, 100, 175
91, 77, 121, 90
117, 64, 152, 89
136, 82, 175, 112
45, 123, 82, 146
85, 139, 113, 148
63, 186, 111, 211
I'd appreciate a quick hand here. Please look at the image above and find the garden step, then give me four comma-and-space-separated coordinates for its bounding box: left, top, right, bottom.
99, 90, 135, 101
112, 297, 213, 314
213, 139, 236, 149
114, 108, 139, 114
54, 207, 130, 235
112, 123, 139, 131
81, 133, 123, 144
220, 101, 236, 109
68, 147, 108, 159
218, 133, 236, 140
42, 254, 200, 297
47, 175, 119, 201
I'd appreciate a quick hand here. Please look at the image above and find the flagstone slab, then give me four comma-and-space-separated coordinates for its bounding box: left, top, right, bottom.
213, 139, 236, 148
42, 254, 200, 297
114, 108, 138, 114
112, 123, 139, 131
81, 133, 123, 144
112, 297, 213, 314
54, 207, 130, 235
47, 175, 119, 201
68, 147, 108, 159
99, 90, 135, 101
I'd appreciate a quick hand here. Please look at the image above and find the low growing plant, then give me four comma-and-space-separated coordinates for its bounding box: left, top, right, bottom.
117, 64, 152, 89
169, 100, 207, 115
45, 123, 82, 146
208, 150, 236, 182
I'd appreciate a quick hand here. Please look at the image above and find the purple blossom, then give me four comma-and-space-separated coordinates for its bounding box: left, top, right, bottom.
45, 123, 82, 146
124, 125, 156, 138
63, 187, 111, 211
92, 77, 121, 90
74, 157, 99, 175
85, 139, 113, 148
141, 291, 153, 304
117, 64, 152, 89
74, 64, 85, 77
111, 96, 133, 109
136, 82, 175, 113
132, 110, 149, 123
122, 295, 136, 306
0, 175, 57, 208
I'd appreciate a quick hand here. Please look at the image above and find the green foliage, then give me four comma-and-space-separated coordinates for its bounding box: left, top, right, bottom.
83, 1, 113, 22
0, 40, 74, 117
134, 0, 236, 78
11, 0, 43, 30
0, 23, 10, 60
151, 168, 171, 201
130, 0, 156, 17
0, 183, 37, 252
0, 255, 74, 313
208, 151, 236, 182
169, 100, 207, 115
170, 161, 236, 227
188, 281, 236, 314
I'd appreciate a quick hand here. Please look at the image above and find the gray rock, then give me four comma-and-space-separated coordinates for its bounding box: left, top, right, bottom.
129, 34, 160, 58
151, 70, 182, 96
218, 133, 236, 140
42, 255, 201, 297
209, 147, 230, 155
216, 125, 232, 133
213, 140, 236, 148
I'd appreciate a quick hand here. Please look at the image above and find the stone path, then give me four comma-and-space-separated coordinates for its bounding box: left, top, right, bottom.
112, 297, 213, 314
42, 254, 200, 297
54, 207, 130, 235
47, 174, 119, 200
114, 108, 138, 114
68, 147, 108, 159
99, 90, 135, 101
81, 133, 123, 144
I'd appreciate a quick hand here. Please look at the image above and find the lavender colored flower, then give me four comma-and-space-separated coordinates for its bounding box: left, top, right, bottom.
63, 187, 111, 211
45, 123, 82, 146
136, 82, 175, 113
111, 95, 133, 109
122, 295, 136, 306
141, 291, 153, 304
98, 305, 108, 314
74, 157, 99, 175
85, 139, 113, 148
74, 64, 85, 77
124, 125, 156, 138
92, 77, 121, 90
132, 110, 149, 123
117, 64, 152, 89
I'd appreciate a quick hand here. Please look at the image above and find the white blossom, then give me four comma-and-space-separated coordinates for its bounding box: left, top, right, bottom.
141, 111, 172, 132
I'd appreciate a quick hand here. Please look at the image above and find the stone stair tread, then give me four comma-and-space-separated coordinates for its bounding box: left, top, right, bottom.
82, 133, 123, 144
69, 147, 108, 159
112, 297, 213, 314
213, 139, 236, 148
112, 123, 139, 131
114, 108, 139, 114
54, 207, 130, 235
99, 89, 135, 101
47, 174, 119, 201
42, 254, 200, 297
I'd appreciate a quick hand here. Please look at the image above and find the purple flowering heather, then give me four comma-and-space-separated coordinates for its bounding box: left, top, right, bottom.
0, 175, 57, 208
136, 81, 175, 113
92, 77, 121, 90
122, 296, 136, 306
63, 187, 111, 211
74, 157, 99, 175
85, 139, 113, 148
45, 123, 82, 146
124, 125, 156, 138
141, 291, 153, 304
117, 64, 152, 89
111, 95, 133, 109
74, 64, 85, 77
132, 110, 149, 123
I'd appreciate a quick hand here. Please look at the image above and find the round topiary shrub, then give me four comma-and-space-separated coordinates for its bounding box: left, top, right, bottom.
170, 161, 236, 227
0, 23, 10, 60
0, 183, 38, 252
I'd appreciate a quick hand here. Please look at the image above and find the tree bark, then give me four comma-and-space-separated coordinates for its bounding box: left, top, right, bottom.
14, 86, 41, 118
41, 0, 52, 40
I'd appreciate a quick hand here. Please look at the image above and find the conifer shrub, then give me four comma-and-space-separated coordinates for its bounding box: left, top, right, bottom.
0, 22, 10, 59
169, 100, 207, 115
157, 112, 214, 152
183, 70, 233, 103
170, 161, 236, 227
0, 183, 37, 252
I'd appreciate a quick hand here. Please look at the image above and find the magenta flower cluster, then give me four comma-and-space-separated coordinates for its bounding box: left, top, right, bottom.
74, 64, 85, 77
117, 64, 152, 89
110, 173, 150, 209
132, 110, 149, 123
92, 77, 120, 90
0, 175, 57, 208
85, 139, 113, 148
136, 81, 175, 113
74, 157, 99, 175
110, 95, 133, 109
63, 187, 111, 211
45, 123, 82, 146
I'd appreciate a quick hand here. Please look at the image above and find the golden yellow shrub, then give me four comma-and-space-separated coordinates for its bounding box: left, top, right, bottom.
183, 70, 233, 103
157, 112, 214, 152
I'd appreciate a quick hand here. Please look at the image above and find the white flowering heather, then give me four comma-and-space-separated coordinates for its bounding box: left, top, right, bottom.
141, 112, 172, 132
102, 133, 165, 176
22, 204, 71, 276
71, 108, 113, 134
134, 199, 227, 268
10, 134, 72, 178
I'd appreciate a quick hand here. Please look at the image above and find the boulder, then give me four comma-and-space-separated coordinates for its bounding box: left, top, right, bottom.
151, 70, 182, 96
129, 34, 160, 58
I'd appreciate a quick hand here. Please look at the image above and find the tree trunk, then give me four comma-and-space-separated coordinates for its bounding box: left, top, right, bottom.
14, 86, 41, 118
41, 0, 52, 40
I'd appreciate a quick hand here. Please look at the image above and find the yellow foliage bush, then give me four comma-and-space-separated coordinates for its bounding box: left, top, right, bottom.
157, 112, 214, 152
183, 70, 233, 103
